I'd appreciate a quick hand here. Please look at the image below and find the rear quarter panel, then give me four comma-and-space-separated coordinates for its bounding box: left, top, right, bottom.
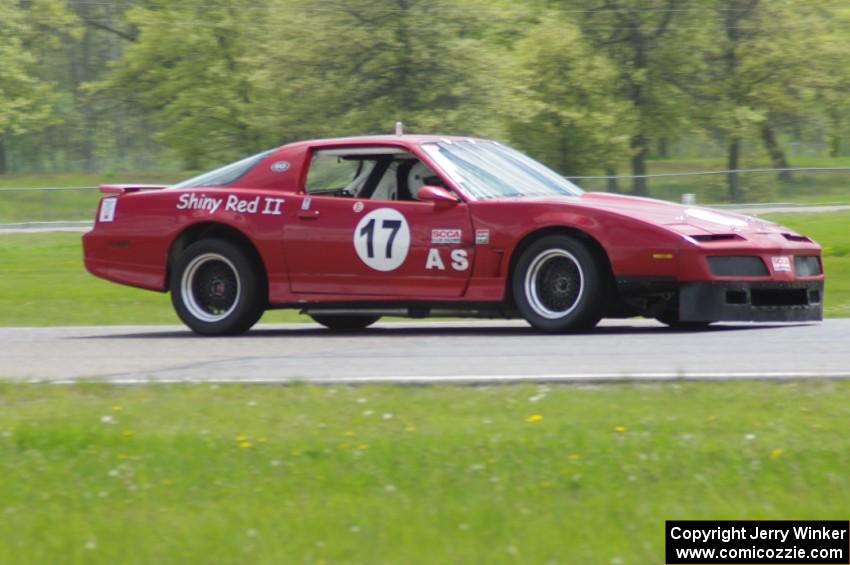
83, 188, 291, 297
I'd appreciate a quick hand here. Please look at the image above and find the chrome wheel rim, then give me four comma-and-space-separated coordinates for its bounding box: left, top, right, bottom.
181, 253, 241, 323
524, 249, 584, 319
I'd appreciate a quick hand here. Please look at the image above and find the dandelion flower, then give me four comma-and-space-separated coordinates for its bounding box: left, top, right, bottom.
122, 430, 134, 437
525, 414, 543, 423
770, 448, 783, 459
111, 405, 122, 412
239, 442, 253, 449
614, 425, 626, 433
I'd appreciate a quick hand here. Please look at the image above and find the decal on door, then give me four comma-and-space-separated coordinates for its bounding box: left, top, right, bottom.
431, 229, 462, 244
353, 208, 411, 271
425, 249, 469, 271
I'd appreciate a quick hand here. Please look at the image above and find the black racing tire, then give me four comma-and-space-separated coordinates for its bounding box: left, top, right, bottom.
309, 314, 381, 331
512, 235, 608, 332
170, 238, 266, 335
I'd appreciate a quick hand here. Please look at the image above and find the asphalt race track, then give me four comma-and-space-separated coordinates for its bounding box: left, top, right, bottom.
2, 319, 848, 384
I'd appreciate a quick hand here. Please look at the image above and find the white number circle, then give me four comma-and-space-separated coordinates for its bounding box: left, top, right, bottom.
353, 208, 410, 271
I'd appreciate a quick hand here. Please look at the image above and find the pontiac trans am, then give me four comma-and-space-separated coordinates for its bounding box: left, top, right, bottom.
82, 135, 824, 335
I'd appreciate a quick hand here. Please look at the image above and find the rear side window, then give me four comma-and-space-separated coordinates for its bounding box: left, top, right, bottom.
171, 149, 274, 189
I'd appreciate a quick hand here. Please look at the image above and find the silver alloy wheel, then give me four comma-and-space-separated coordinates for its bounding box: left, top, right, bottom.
524, 248, 584, 319
180, 252, 241, 323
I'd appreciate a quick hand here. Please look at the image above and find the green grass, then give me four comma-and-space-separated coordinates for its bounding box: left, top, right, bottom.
0, 212, 847, 326
0, 232, 304, 326
0, 381, 848, 564
762, 212, 850, 317
578, 156, 850, 204
0, 172, 187, 223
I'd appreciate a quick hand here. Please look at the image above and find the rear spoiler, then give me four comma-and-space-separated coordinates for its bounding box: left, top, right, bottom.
99, 184, 169, 195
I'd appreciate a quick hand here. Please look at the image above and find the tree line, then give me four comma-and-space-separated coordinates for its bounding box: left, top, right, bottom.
2, 0, 849, 200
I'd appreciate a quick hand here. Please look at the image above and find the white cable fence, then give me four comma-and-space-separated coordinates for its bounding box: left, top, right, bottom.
1, 167, 849, 226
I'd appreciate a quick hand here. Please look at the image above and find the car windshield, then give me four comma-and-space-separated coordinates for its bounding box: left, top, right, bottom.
420, 140, 583, 200
171, 149, 275, 189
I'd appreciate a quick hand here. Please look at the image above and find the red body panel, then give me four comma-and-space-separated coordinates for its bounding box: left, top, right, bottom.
82, 135, 824, 311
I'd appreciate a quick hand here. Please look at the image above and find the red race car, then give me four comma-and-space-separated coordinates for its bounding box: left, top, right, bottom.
83, 134, 824, 335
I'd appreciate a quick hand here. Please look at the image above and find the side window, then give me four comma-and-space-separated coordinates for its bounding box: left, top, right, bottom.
305, 153, 362, 195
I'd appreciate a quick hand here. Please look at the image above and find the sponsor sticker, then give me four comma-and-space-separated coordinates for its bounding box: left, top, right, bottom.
353, 201, 365, 213
431, 228, 462, 245
99, 198, 117, 222
475, 229, 490, 245
270, 161, 290, 172
301, 197, 312, 211
772, 256, 792, 272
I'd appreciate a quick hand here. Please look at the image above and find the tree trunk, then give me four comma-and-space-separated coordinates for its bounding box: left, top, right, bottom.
0, 137, 7, 175
631, 133, 649, 196
606, 166, 620, 193
657, 137, 669, 158
727, 138, 741, 203
73, 0, 96, 172
760, 122, 793, 182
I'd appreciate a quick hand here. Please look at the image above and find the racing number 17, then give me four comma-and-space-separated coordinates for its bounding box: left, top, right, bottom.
359, 219, 402, 259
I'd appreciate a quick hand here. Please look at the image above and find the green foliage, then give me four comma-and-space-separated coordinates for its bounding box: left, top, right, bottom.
90, 0, 277, 168
0, 1, 75, 141
1, 0, 850, 190
1, 381, 849, 562
503, 13, 633, 174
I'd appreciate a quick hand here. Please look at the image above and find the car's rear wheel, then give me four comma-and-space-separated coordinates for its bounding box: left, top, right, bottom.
309, 314, 381, 331
170, 239, 266, 335
512, 235, 608, 332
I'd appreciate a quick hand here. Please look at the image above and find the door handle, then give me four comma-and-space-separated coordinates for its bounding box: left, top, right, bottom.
298, 210, 320, 220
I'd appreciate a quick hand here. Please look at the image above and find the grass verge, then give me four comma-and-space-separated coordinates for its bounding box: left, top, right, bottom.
0, 212, 847, 326
0, 381, 848, 564
0, 172, 187, 223
762, 212, 850, 317
0, 232, 304, 326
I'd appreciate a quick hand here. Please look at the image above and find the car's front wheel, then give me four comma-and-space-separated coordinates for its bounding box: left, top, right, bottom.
512, 235, 608, 332
309, 314, 381, 331
170, 239, 266, 335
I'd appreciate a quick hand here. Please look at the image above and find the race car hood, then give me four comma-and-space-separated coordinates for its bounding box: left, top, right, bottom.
567, 192, 791, 237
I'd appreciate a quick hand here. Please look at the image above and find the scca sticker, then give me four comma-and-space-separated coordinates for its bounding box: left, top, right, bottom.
353, 208, 410, 271
270, 161, 290, 172
432, 228, 462, 244
772, 256, 792, 272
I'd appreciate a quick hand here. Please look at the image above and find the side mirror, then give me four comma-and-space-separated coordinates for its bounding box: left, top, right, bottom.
416, 185, 458, 206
